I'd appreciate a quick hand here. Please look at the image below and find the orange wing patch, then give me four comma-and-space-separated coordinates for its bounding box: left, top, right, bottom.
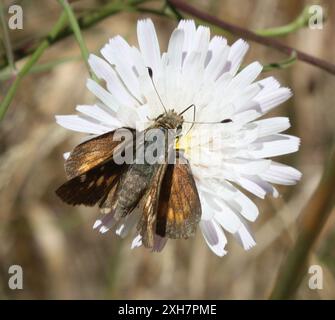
157, 156, 201, 239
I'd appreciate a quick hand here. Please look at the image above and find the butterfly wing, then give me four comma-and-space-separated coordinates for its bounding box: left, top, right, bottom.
55, 160, 125, 206
56, 127, 135, 206
64, 127, 135, 179
137, 164, 168, 248
156, 153, 201, 239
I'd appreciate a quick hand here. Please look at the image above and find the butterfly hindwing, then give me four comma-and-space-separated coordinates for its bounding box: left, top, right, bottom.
156, 153, 201, 239
137, 164, 168, 248
56, 160, 124, 206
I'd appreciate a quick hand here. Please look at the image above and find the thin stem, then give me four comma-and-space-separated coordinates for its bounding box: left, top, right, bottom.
262, 51, 297, 72
0, 0, 16, 71
255, 6, 312, 37
270, 148, 335, 299
165, 0, 184, 21
0, 12, 68, 121
0, 0, 155, 70
58, 0, 93, 78
168, 0, 335, 76
0, 56, 80, 81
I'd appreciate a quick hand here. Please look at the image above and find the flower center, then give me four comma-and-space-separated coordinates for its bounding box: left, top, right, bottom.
175, 133, 192, 155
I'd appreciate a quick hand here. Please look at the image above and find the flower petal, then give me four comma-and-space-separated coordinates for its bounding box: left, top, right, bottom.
88, 54, 139, 107
200, 219, 227, 257
226, 39, 249, 76
76, 104, 122, 128
137, 19, 161, 73
55, 115, 110, 134
234, 223, 256, 250
86, 79, 119, 112
249, 134, 300, 158
131, 234, 143, 249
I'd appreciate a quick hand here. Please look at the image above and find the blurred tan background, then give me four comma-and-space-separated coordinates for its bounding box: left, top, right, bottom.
0, 0, 335, 299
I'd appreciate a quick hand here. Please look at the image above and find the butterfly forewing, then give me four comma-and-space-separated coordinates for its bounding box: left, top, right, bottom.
56, 127, 136, 206
65, 128, 134, 179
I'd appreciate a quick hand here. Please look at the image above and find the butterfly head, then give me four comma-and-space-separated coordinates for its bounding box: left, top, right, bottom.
154, 109, 184, 133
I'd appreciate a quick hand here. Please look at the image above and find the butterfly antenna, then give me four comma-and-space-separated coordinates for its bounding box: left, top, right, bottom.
147, 67, 167, 114
183, 119, 233, 124
179, 104, 196, 135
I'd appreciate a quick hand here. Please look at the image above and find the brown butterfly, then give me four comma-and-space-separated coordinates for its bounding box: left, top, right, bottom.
56, 70, 206, 249
56, 68, 232, 249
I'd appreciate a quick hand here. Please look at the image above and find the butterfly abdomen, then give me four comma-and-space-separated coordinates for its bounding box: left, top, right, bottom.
108, 164, 157, 220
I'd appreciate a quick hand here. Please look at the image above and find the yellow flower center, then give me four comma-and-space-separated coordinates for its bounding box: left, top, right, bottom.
175, 134, 192, 156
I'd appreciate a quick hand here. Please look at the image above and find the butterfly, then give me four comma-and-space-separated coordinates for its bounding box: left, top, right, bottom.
56, 69, 205, 250
56, 68, 232, 249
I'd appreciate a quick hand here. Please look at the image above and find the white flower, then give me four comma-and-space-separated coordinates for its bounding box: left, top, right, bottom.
56, 19, 301, 256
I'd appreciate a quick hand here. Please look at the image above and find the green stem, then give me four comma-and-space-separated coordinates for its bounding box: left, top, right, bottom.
0, 12, 68, 121
270, 148, 335, 299
0, 56, 80, 81
165, 0, 184, 21
255, 6, 313, 37
262, 51, 297, 72
58, 0, 93, 78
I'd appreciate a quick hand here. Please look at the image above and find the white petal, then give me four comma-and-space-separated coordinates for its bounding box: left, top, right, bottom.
243, 175, 279, 197
131, 234, 143, 249
178, 20, 196, 53
256, 76, 280, 95
205, 37, 229, 81
99, 226, 110, 234
223, 158, 271, 175
261, 161, 302, 185
76, 104, 122, 128
213, 202, 242, 234
228, 190, 259, 222
249, 134, 300, 158
86, 79, 119, 112
167, 29, 184, 70
193, 26, 210, 63
99, 213, 118, 233
88, 54, 139, 107
232, 83, 262, 113
55, 115, 110, 134
235, 176, 267, 198
226, 61, 263, 93
234, 224, 256, 250
253, 117, 290, 137
63, 152, 70, 160
232, 109, 262, 125
200, 219, 227, 257
115, 212, 140, 238
226, 39, 249, 76
93, 219, 102, 229
101, 37, 142, 100
255, 87, 292, 113
137, 19, 161, 73
198, 179, 259, 222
